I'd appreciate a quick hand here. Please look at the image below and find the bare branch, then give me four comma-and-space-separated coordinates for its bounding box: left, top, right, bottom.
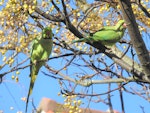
119, 84, 125, 113
55, 55, 76, 74
61, 83, 128, 96
61, 0, 71, 24
51, 0, 62, 13
35, 7, 64, 22
0, 46, 15, 50
108, 84, 113, 113
44, 64, 148, 86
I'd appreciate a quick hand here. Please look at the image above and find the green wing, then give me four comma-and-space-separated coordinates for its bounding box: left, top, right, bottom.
92, 30, 123, 45
26, 27, 53, 113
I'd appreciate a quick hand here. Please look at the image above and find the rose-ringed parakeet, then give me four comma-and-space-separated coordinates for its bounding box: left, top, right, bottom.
72, 20, 126, 45
26, 27, 53, 112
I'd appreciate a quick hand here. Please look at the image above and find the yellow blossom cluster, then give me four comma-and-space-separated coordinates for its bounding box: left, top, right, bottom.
0, 0, 37, 67
131, 3, 150, 30
80, 12, 103, 32
62, 94, 82, 113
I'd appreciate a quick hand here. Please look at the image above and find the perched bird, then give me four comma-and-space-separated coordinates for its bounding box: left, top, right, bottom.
26, 27, 53, 112
72, 20, 126, 46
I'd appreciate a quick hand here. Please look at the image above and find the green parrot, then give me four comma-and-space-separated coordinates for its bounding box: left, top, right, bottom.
72, 20, 126, 46
26, 27, 53, 112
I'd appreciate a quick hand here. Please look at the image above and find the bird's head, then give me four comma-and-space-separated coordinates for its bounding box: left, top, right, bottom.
117, 20, 127, 31
42, 27, 53, 39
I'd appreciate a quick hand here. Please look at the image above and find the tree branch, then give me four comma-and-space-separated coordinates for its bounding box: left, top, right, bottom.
111, 46, 142, 72
118, 0, 150, 82
0, 46, 15, 50
44, 65, 148, 87
35, 7, 64, 22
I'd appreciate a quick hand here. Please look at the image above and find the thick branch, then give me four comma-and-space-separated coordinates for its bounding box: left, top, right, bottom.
35, 7, 64, 22
119, 0, 150, 81
111, 46, 142, 72
44, 65, 148, 86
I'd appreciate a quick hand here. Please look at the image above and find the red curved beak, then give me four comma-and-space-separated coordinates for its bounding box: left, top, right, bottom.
123, 23, 127, 28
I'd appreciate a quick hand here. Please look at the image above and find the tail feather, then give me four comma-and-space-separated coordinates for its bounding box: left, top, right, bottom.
25, 74, 37, 113
72, 37, 93, 44
71, 38, 86, 43
25, 88, 30, 113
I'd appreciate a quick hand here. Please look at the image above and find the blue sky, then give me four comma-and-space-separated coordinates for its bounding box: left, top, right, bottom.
1, 52, 150, 113
0, 0, 150, 113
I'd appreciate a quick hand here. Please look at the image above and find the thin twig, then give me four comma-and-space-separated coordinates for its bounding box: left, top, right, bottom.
108, 83, 114, 113
119, 84, 125, 113
61, 0, 71, 25
61, 83, 128, 96
55, 55, 76, 74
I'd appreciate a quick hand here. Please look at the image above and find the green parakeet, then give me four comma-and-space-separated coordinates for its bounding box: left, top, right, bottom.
26, 27, 53, 112
72, 20, 126, 45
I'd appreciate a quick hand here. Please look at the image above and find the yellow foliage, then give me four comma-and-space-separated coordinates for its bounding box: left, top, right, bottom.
15, 76, 19, 82
61, 94, 82, 113
11, 75, 15, 80
16, 71, 20, 75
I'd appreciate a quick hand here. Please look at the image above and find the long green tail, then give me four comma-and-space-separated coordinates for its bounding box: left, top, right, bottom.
72, 38, 85, 43
26, 69, 37, 113
72, 37, 93, 43
25, 82, 31, 113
